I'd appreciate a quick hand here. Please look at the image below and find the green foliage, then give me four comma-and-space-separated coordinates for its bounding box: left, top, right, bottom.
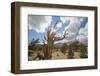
68, 51, 74, 59
68, 44, 74, 59
28, 38, 39, 50
61, 43, 68, 54
67, 41, 88, 59
67, 41, 79, 59
70, 41, 80, 50
79, 43, 88, 58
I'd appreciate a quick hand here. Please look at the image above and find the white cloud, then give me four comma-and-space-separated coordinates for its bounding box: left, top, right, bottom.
60, 17, 70, 23
79, 17, 84, 22
79, 23, 88, 36
77, 35, 88, 45
67, 33, 76, 40
60, 17, 81, 42
29, 24, 33, 30
55, 39, 68, 44
64, 17, 81, 33
77, 23, 88, 45
29, 15, 52, 32
56, 21, 62, 28
55, 33, 63, 38
60, 17, 88, 45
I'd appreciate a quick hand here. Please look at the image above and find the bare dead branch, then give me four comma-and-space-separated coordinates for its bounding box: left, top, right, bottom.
54, 32, 68, 41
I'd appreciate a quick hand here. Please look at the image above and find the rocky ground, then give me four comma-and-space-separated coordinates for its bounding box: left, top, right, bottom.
28, 50, 81, 61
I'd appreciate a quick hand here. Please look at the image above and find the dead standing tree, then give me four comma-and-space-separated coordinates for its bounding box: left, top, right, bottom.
43, 21, 68, 59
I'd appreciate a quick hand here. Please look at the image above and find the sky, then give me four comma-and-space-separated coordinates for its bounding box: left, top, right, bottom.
28, 15, 88, 45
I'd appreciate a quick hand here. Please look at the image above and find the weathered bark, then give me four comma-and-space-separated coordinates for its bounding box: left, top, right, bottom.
43, 21, 68, 59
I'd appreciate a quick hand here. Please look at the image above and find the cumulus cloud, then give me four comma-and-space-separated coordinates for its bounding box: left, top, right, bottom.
67, 33, 76, 40
60, 17, 81, 41
29, 15, 52, 32
60, 17, 70, 23
62, 17, 81, 33
56, 21, 62, 28
60, 17, 88, 45
77, 23, 88, 45
78, 23, 88, 36
55, 33, 63, 38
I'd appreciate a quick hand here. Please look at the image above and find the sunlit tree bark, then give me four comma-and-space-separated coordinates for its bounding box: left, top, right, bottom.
43, 21, 68, 59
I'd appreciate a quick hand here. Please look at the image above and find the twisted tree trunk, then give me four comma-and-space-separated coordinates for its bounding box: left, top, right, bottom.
43, 21, 68, 59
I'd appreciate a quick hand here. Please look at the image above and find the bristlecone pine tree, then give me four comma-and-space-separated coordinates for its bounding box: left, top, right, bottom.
43, 21, 68, 59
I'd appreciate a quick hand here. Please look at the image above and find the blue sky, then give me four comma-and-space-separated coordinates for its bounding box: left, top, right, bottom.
28, 15, 88, 45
